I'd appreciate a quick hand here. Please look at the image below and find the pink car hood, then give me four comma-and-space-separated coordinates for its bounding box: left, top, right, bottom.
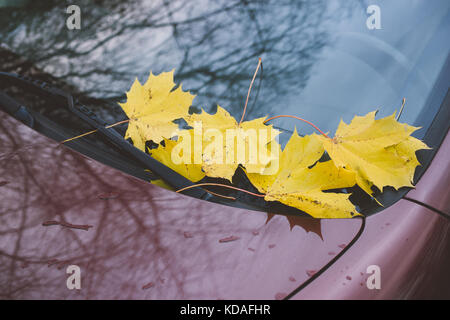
0, 111, 362, 299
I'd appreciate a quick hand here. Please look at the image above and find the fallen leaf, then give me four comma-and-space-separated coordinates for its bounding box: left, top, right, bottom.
184, 106, 279, 181
150, 137, 205, 182
119, 70, 195, 150
385, 136, 431, 184
248, 130, 358, 218
316, 111, 430, 197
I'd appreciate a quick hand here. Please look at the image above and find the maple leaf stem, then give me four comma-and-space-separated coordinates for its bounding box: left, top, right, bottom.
263, 115, 331, 139
396, 98, 406, 121
176, 183, 266, 198
204, 190, 236, 200
239, 57, 262, 125
59, 119, 130, 145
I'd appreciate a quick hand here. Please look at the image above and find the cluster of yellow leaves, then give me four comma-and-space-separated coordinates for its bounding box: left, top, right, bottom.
119, 70, 430, 218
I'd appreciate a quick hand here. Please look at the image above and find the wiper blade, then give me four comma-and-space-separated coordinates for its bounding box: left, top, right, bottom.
0, 72, 317, 217
0, 72, 211, 200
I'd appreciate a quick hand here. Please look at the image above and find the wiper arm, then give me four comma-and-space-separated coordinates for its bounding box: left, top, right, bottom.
0, 72, 211, 200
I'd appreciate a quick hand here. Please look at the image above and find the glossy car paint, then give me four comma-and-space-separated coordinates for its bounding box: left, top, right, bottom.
292, 131, 450, 299
0, 107, 449, 299
406, 137, 450, 214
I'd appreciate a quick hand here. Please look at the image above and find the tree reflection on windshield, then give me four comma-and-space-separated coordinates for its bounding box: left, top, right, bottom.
0, 0, 352, 123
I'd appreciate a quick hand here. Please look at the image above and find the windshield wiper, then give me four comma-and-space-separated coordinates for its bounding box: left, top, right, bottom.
0, 72, 214, 200
1, 72, 329, 217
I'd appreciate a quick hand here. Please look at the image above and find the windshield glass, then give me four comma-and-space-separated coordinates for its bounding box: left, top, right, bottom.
1, 0, 449, 132
1, 0, 449, 215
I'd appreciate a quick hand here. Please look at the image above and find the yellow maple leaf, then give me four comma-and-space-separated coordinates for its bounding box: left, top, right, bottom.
184, 106, 280, 181
385, 136, 431, 183
315, 111, 429, 197
119, 70, 195, 150
150, 136, 205, 183
247, 130, 358, 218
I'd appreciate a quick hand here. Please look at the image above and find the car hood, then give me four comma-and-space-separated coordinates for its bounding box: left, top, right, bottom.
0, 110, 363, 299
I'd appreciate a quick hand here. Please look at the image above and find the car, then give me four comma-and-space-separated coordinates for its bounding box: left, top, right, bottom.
0, 0, 449, 300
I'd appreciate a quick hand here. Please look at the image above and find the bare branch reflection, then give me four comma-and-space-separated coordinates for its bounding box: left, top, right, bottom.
0, 0, 354, 121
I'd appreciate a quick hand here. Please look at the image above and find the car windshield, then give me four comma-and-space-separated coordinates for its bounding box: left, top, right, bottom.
1, 0, 449, 214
